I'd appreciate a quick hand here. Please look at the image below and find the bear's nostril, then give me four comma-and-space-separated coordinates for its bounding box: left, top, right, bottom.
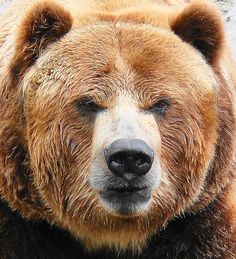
134, 154, 150, 166
104, 139, 154, 177
112, 153, 127, 165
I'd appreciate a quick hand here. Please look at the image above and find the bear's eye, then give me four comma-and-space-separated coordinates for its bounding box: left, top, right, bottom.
77, 98, 103, 115
150, 99, 169, 115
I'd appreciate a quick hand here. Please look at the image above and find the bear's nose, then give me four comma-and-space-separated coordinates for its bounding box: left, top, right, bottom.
104, 139, 154, 178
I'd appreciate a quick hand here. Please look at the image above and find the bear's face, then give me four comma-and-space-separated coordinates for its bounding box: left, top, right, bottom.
2, 0, 232, 252
22, 22, 218, 249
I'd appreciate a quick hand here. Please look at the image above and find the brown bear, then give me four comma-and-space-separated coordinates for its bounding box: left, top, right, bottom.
0, 0, 236, 258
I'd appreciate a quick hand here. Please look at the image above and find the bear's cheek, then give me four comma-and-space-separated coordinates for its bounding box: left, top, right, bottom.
25, 95, 95, 215
153, 105, 217, 214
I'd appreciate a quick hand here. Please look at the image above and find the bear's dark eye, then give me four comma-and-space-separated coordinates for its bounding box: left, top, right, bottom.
77, 98, 103, 115
150, 99, 169, 115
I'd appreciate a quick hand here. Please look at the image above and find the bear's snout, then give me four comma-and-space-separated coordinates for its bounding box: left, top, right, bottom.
89, 95, 161, 216
104, 138, 154, 179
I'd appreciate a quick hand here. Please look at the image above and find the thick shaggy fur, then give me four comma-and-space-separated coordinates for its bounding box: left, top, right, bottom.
0, 0, 236, 258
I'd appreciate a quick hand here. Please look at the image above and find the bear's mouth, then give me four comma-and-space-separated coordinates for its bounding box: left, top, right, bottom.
99, 185, 152, 216
108, 186, 147, 195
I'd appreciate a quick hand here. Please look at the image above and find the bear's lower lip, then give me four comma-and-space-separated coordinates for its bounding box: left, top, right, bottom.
99, 186, 151, 215
107, 186, 148, 195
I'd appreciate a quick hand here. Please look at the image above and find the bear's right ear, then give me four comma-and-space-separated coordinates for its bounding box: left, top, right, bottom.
171, 2, 225, 65
10, 1, 73, 84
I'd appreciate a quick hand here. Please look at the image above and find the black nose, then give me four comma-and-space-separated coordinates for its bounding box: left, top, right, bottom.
104, 139, 154, 177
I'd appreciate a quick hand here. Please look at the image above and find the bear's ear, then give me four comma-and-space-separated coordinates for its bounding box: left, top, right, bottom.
11, 1, 73, 83
171, 2, 224, 65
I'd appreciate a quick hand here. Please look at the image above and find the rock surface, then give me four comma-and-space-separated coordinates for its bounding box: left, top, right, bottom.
214, 0, 234, 13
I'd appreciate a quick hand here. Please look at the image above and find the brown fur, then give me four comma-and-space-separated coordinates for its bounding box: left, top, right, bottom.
0, 0, 236, 258
10, 1, 72, 84
172, 1, 225, 64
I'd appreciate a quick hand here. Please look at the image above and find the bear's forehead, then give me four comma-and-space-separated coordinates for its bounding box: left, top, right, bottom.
31, 23, 215, 97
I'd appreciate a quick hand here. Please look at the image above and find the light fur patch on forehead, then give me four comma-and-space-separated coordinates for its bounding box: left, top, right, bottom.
92, 94, 160, 154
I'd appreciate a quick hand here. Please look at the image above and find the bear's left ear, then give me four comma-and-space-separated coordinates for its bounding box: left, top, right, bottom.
11, 1, 73, 83
171, 2, 225, 65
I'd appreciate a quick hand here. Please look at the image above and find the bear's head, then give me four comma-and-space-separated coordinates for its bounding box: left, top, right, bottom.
0, 0, 235, 251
